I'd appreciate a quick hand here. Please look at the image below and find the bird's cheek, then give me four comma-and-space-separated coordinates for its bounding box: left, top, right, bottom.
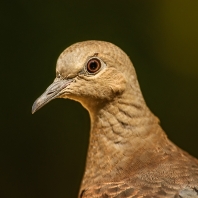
106, 72, 126, 97
109, 77, 126, 95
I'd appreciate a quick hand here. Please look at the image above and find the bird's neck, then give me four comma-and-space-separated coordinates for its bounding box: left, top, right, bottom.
80, 88, 170, 191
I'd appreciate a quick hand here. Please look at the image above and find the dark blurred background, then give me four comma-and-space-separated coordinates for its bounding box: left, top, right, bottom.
1, 1, 198, 197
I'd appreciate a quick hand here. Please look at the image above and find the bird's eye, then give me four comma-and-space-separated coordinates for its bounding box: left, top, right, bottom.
86, 58, 101, 74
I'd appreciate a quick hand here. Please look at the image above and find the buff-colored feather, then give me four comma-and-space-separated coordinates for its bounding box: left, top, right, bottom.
32, 41, 198, 198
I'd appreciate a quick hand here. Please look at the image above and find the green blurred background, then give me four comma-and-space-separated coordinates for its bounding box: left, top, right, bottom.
1, 1, 198, 197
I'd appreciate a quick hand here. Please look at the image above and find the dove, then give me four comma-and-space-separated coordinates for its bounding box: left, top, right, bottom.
32, 41, 198, 198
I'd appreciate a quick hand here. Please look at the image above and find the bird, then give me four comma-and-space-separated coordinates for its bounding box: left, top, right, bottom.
32, 40, 198, 198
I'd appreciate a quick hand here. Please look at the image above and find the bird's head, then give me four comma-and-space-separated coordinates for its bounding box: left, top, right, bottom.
32, 40, 138, 114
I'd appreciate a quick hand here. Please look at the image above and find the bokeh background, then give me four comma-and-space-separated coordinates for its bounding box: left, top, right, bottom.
1, 1, 198, 197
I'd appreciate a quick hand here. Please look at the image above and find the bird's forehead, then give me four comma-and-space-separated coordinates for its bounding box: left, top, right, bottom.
56, 45, 97, 78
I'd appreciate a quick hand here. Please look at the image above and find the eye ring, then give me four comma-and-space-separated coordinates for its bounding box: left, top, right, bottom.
86, 58, 101, 74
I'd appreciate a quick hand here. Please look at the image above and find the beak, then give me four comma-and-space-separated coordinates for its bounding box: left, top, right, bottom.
32, 78, 74, 114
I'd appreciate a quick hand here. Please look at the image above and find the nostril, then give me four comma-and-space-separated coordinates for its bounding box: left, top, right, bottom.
47, 91, 54, 95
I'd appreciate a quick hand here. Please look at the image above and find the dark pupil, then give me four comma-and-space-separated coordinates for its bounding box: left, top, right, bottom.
89, 61, 97, 70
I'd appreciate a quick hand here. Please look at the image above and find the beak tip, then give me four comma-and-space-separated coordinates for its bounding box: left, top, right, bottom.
32, 101, 39, 114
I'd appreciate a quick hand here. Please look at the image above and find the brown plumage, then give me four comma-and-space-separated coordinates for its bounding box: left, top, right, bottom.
32, 41, 198, 198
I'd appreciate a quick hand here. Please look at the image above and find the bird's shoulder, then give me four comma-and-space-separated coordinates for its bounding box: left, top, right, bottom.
80, 153, 198, 198
80, 182, 198, 198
